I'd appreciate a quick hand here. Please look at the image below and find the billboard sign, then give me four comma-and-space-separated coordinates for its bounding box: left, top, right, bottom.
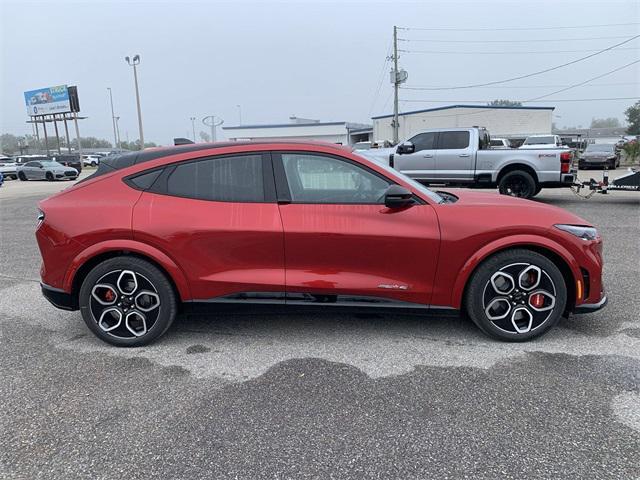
24, 85, 71, 116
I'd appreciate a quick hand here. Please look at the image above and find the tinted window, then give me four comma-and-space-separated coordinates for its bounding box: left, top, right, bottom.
438, 131, 470, 149
167, 154, 264, 202
129, 169, 163, 190
409, 132, 437, 152
281, 153, 389, 204
24, 162, 38, 167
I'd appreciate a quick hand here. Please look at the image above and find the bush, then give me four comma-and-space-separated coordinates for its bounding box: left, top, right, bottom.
622, 140, 639, 165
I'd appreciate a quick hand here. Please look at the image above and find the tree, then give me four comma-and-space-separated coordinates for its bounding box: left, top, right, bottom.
590, 117, 620, 128
199, 131, 211, 142
625, 101, 640, 135
622, 140, 639, 165
118, 139, 158, 151
487, 99, 523, 107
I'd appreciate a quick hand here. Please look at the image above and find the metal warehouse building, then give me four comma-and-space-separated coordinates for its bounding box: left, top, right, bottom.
372, 105, 554, 143
222, 116, 372, 145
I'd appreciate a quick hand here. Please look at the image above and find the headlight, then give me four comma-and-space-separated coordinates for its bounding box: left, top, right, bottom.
555, 224, 598, 241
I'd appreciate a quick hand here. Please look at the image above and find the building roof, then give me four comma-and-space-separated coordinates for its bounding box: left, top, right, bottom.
371, 104, 555, 120
223, 121, 371, 131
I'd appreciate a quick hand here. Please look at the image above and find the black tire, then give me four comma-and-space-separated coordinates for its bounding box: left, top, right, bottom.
46, 171, 54, 181
79, 256, 177, 347
91, 161, 97, 167
498, 170, 537, 199
531, 185, 543, 197
18, 171, 27, 181
10, 174, 17, 180
464, 249, 567, 342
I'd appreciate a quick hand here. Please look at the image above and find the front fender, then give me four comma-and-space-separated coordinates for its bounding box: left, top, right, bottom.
63, 239, 192, 301
450, 234, 580, 309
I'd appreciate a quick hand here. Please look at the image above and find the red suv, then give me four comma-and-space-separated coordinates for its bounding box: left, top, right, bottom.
37, 142, 606, 346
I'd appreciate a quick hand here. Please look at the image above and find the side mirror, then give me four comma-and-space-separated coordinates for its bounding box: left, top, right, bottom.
396, 141, 415, 155
39, 165, 44, 169
384, 184, 414, 208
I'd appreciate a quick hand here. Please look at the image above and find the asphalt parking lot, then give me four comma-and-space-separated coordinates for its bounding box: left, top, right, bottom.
1, 170, 639, 479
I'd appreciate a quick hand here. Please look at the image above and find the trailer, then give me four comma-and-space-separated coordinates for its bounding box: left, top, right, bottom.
572, 167, 640, 198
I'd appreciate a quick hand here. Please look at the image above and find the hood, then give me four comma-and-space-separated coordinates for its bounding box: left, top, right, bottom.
437, 189, 591, 227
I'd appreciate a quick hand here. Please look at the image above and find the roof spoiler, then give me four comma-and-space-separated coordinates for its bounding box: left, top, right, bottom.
174, 137, 194, 145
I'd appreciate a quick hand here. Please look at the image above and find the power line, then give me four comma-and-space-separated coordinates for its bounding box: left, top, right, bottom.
398, 22, 640, 32
401, 97, 639, 103
368, 41, 393, 116
402, 35, 640, 90
398, 35, 635, 43
399, 47, 638, 55
403, 82, 638, 90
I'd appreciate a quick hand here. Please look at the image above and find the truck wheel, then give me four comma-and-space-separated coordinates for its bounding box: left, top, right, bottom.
498, 170, 536, 199
532, 185, 543, 197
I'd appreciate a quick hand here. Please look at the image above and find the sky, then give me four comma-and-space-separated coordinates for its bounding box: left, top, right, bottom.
1, 0, 639, 146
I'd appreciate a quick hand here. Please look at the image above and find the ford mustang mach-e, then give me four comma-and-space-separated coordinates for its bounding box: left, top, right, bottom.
36, 142, 606, 346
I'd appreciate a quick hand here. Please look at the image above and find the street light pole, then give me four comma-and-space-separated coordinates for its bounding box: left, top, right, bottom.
107, 87, 118, 149
115, 116, 121, 149
125, 54, 144, 148
190, 117, 197, 142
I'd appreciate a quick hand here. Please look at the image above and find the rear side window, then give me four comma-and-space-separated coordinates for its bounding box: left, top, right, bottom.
438, 131, 470, 149
166, 154, 264, 202
128, 169, 163, 190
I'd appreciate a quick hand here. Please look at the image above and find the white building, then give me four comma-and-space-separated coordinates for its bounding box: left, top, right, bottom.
372, 105, 554, 142
222, 116, 372, 146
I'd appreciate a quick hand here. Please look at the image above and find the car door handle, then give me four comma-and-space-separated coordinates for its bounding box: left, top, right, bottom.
423, 154, 434, 158
458, 154, 470, 157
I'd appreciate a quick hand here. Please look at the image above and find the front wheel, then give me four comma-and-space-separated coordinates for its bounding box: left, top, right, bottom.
465, 249, 567, 341
18, 171, 27, 181
498, 170, 536, 199
79, 256, 177, 347
46, 172, 53, 181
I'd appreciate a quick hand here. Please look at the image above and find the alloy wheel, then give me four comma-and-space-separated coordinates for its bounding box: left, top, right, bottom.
503, 176, 532, 198
89, 269, 161, 339
482, 262, 556, 335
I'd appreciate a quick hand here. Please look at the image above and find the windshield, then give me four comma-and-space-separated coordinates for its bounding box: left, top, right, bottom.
585, 144, 614, 153
353, 152, 443, 203
42, 160, 64, 167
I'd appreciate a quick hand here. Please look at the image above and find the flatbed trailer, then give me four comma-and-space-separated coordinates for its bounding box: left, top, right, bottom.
572, 168, 640, 198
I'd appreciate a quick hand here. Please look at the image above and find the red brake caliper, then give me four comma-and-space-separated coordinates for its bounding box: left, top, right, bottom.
104, 290, 115, 302
530, 293, 544, 308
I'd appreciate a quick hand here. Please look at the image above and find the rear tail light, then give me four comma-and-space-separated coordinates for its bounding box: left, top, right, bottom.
560, 151, 572, 173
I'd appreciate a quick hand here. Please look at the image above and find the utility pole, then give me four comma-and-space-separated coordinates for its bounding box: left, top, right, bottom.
107, 88, 118, 149
115, 116, 121, 149
392, 25, 399, 144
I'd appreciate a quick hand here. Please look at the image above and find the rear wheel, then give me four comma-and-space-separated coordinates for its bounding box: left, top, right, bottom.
465, 249, 567, 341
79, 256, 177, 347
18, 171, 27, 181
498, 170, 536, 199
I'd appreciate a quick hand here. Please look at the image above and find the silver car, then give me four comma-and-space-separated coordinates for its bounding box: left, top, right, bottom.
17, 160, 78, 181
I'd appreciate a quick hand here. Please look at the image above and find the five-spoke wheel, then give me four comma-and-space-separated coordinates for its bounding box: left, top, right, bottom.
79, 257, 177, 346
465, 249, 567, 341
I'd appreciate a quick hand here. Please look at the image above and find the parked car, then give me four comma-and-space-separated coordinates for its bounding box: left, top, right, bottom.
50, 153, 83, 174
37, 141, 605, 347
82, 155, 101, 167
490, 138, 512, 149
363, 127, 576, 199
519, 135, 564, 149
0, 157, 18, 180
14, 154, 50, 165
0, 171, 4, 187
579, 144, 620, 170
17, 160, 78, 181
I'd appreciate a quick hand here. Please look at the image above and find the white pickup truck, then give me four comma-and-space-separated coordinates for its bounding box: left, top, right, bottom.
361, 127, 575, 199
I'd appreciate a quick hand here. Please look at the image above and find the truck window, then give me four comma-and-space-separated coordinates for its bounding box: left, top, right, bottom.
409, 132, 437, 152
438, 131, 470, 149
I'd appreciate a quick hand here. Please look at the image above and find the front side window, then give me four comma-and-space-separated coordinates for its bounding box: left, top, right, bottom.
281, 153, 389, 204
409, 132, 437, 152
438, 131, 470, 150
166, 154, 264, 202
